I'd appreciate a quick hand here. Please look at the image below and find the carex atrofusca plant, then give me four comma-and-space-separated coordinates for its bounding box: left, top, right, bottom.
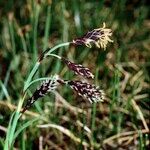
22, 22, 113, 113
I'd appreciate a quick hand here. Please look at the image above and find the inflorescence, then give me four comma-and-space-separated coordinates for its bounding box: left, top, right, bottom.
22, 23, 112, 113
72, 23, 113, 50
22, 75, 59, 113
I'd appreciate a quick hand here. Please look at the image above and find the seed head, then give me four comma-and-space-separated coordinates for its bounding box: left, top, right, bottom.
72, 23, 113, 50
61, 57, 94, 79
65, 80, 105, 103
22, 75, 59, 113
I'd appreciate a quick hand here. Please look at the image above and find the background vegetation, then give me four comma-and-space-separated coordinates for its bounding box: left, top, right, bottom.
0, 0, 149, 149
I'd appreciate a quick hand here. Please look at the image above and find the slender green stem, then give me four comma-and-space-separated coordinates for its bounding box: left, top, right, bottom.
45, 42, 70, 57
46, 53, 61, 59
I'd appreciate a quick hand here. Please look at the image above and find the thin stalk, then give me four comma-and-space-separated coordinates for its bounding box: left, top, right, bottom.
46, 53, 61, 59
45, 42, 70, 57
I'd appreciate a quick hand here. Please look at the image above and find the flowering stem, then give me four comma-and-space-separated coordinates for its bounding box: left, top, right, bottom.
46, 53, 61, 59
45, 42, 70, 57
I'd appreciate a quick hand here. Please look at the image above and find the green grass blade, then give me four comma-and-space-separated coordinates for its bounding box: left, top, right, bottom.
4, 112, 15, 150
8, 112, 20, 147
24, 62, 40, 92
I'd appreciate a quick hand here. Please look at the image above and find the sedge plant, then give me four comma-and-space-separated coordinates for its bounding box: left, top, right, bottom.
4, 23, 113, 149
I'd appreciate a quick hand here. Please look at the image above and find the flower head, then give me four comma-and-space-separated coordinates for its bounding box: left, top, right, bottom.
72, 23, 113, 50
22, 75, 59, 113
61, 57, 94, 79
65, 80, 105, 103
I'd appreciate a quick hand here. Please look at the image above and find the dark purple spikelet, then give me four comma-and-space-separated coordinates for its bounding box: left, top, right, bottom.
61, 57, 94, 79
65, 80, 105, 103
72, 23, 113, 50
22, 75, 59, 113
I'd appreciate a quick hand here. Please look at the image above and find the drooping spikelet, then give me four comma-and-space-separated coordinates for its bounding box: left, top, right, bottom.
72, 23, 113, 50
64, 80, 105, 103
61, 57, 94, 79
22, 75, 59, 113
